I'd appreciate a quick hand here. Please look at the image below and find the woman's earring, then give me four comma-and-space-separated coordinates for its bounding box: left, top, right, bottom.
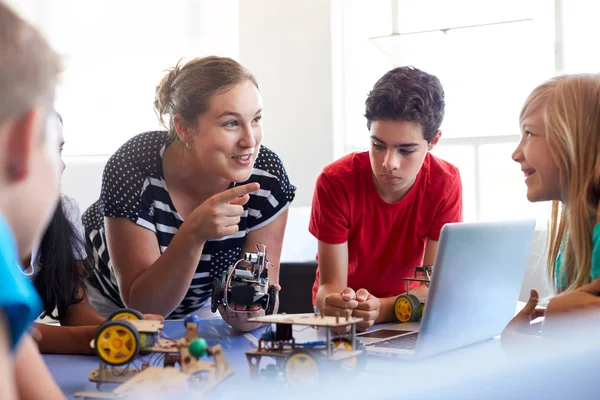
185, 142, 192, 151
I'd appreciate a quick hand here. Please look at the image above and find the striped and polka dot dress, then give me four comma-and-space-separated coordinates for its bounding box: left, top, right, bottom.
82, 131, 296, 319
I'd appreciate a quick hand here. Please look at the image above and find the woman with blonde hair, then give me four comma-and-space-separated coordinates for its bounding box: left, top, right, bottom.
503, 73, 600, 340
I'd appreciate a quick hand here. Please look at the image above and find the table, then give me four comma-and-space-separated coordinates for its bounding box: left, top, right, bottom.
45, 318, 599, 400
44, 318, 258, 399
43, 318, 513, 399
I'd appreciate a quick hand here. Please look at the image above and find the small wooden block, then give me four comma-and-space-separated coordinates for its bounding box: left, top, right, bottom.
73, 391, 122, 399
249, 313, 363, 327
125, 320, 164, 332
89, 367, 139, 384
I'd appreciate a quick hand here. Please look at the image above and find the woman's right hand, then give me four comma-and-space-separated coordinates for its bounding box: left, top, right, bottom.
188, 182, 260, 241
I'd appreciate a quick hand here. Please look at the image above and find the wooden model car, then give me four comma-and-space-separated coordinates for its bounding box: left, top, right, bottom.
245, 312, 366, 387
74, 310, 233, 399
394, 265, 433, 323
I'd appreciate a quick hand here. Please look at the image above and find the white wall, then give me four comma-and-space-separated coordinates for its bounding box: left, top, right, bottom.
61, 155, 108, 212
10, 0, 592, 289
8, 0, 335, 209
556, 0, 600, 74
238, 0, 335, 207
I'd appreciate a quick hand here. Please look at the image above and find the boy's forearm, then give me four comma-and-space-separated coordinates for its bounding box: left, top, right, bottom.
376, 297, 398, 323
34, 323, 97, 355
316, 283, 345, 311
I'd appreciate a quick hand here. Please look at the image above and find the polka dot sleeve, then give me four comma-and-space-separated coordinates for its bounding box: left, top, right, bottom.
99, 132, 165, 223
245, 145, 296, 231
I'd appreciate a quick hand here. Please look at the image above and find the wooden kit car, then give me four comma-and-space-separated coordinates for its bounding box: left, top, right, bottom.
245, 312, 367, 386
74, 310, 232, 399
394, 265, 433, 323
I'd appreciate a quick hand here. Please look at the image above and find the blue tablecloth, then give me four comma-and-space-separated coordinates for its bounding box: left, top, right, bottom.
43, 318, 510, 399
44, 318, 263, 399
45, 319, 600, 400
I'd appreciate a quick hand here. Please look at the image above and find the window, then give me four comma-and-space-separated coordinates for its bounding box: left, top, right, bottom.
337, 0, 554, 225
8, 0, 239, 156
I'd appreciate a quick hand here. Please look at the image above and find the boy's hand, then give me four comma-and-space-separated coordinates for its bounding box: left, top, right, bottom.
324, 288, 359, 333
352, 289, 380, 331
324, 288, 359, 314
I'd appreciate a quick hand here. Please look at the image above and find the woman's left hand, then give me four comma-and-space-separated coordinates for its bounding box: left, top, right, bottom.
218, 284, 280, 332
218, 304, 264, 332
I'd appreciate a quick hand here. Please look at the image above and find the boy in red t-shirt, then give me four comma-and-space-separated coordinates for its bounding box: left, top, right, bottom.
310, 66, 462, 331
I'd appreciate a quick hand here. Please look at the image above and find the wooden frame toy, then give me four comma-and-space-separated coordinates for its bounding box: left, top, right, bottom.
74, 310, 233, 399
393, 265, 433, 323
245, 311, 366, 386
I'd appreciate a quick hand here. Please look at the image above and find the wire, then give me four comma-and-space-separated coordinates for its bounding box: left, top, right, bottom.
224, 260, 247, 313
18, 261, 35, 277
223, 243, 275, 314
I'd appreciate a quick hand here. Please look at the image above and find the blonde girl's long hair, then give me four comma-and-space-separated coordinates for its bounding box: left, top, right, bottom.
519, 74, 600, 293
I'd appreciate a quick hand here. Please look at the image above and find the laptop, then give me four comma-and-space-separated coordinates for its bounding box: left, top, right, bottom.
360, 219, 536, 359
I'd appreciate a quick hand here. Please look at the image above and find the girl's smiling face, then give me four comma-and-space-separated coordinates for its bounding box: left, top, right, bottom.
512, 109, 562, 202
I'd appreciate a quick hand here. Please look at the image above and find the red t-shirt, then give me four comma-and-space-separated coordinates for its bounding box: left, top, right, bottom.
309, 151, 462, 303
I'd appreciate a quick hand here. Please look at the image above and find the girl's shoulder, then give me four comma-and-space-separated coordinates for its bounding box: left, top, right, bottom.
60, 196, 81, 220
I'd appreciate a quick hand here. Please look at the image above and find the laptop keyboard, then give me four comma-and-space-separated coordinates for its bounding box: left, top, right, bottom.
377, 332, 419, 350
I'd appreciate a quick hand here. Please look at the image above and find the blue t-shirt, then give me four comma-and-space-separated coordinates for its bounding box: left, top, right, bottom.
0, 214, 42, 350
555, 223, 600, 289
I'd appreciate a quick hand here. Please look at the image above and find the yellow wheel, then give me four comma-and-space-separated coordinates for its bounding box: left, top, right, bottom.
394, 294, 422, 323
95, 320, 140, 366
285, 351, 319, 386
333, 339, 358, 373
333, 338, 352, 351
108, 308, 144, 321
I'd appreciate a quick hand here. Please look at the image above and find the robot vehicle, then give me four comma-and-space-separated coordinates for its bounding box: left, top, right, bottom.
393, 265, 433, 323
211, 244, 277, 315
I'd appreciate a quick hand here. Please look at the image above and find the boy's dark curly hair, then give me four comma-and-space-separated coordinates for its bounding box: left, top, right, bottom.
365, 66, 445, 142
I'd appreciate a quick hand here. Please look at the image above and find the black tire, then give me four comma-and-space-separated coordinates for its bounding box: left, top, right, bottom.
107, 308, 144, 321
285, 350, 321, 387
94, 320, 141, 366
394, 293, 422, 323
332, 338, 367, 375
265, 285, 277, 315
406, 293, 423, 322
261, 364, 280, 380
